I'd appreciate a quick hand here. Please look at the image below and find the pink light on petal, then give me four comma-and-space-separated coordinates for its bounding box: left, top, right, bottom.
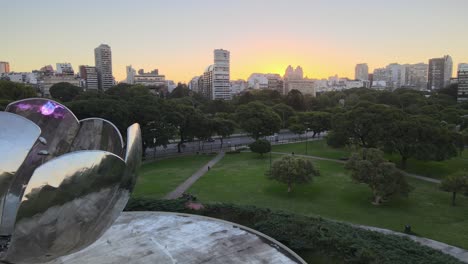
40, 101, 57, 116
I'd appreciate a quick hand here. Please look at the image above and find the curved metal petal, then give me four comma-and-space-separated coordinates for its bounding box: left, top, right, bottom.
1, 99, 81, 239
3, 150, 127, 264
124, 123, 142, 191
71, 118, 125, 159
0, 112, 41, 247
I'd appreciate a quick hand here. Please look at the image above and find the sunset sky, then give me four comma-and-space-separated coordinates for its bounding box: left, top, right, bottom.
2, 0, 468, 83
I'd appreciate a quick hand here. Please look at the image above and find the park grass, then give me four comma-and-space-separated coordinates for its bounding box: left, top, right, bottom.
133, 154, 214, 198
272, 140, 352, 159
386, 152, 468, 179
188, 152, 468, 249
272, 140, 468, 179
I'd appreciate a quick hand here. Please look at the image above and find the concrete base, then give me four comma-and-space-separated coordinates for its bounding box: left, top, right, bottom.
45, 212, 305, 264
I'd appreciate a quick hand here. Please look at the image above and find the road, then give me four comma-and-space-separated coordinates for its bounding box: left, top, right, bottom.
146, 130, 326, 158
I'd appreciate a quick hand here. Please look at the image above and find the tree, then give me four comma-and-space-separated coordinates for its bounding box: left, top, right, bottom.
0, 80, 36, 101
272, 103, 295, 128
213, 118, 236, 149
236, 101, 281, 139
249, 139, 271, 156
292, 111, 332, 138
169, 102, 205, 153
169, 83, 190, 98
330, 103, 396, 148
383, 115, 458, 168
286, 89, 305, 111
267, 156, 320, 193
345, 148, 412, 205
440, 171, 468, 206
50, 82, 82, 102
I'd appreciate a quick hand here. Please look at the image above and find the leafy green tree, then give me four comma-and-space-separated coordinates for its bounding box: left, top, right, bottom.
293, 111, 332, 138
267, 156, 320, 193
105, 83, 151, 99
50, 82, 82, 102
272, 103, 295, 128
440, 171, 468, 206
213, 118, 236, 148
169, 83, 190, 98
286, 89, 305, 111
345, 148, 412, 205
236, 101, 281, 139
249, 139, 271, 156
0, 80, 36, 101
330, 103, 398, 148
170, 102, 205, 153
383, 115, 458, 168
66, 99, 130, 135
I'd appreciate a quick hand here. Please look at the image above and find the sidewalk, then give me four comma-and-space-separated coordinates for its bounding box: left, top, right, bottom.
164, 152, 225, 199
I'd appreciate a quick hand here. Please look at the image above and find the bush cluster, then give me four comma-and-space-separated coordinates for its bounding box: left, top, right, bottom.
125, 198, 462, 264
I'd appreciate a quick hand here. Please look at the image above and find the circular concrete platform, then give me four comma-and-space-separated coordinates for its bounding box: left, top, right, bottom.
45, 212, 306, 264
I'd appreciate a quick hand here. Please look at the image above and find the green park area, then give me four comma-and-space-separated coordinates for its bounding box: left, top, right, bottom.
132, 154, 214, 199
273, 140, 468, 179
133, 141, 468, 250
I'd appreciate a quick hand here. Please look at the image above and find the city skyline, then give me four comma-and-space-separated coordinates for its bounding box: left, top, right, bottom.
2, 0, 468, 83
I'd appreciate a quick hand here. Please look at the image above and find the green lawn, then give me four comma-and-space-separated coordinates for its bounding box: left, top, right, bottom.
189, 152, 468, 249
272, 140, 352, 159
273, 140, 468, 179
386, 152, 468, 179
133, 154, 214, 198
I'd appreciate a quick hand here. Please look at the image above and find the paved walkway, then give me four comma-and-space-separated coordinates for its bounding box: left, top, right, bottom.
271, 152, 442, 184
355, 225, 468, 263
164, 152, 225, 200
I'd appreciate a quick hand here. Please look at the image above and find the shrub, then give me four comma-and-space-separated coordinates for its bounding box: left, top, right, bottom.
125, 198, 462, 264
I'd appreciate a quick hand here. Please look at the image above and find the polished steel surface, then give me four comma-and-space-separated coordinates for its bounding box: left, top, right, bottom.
2, 99, 81, 237
0, 98, 141, 263
71, 118, 124, 158
5, 151, 127, 264
0, 112, 41, 246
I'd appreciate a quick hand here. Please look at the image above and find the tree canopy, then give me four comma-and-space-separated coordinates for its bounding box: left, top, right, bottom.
345, 148, 412, 205
267, 156, 320, 193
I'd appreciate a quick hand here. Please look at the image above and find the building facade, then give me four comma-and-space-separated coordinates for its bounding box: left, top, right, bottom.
56, 63, 74, 75
458, 63, 468, 102
201, 49, 231, 100
79, 65, 99, 91
355, 63, 369, 81
94, 44, 114, 91
0, 62, 10, 74
404, 63, 428, 90
428, 55, 453, 90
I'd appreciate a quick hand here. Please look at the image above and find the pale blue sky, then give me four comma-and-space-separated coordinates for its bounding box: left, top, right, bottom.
2, 0, 468, 82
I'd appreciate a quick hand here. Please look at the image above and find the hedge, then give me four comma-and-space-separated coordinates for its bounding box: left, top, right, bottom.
125, 197, 462, 264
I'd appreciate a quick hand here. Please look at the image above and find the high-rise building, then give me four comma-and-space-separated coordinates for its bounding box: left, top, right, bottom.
126, 65, 136, 84
404, 63, 428, 90
0, 62, 10, 74
56, 63, 74, 75
355, 63, 369, 81
202, 49, 231, 100
386, 63, 406, 90
94, 44, 114, 91
189, 76, 201, 93
458, 63, 468, 102
79, 65, 99, 91
428, 55, 452, 90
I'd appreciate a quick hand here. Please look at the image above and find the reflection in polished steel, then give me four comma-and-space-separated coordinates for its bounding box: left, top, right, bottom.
0, 98, 142, 263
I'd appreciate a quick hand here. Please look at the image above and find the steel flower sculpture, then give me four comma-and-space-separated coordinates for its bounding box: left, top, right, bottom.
0, 98, 142, 263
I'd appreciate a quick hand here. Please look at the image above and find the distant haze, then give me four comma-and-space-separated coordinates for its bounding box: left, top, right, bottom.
2, 0, 468, 83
